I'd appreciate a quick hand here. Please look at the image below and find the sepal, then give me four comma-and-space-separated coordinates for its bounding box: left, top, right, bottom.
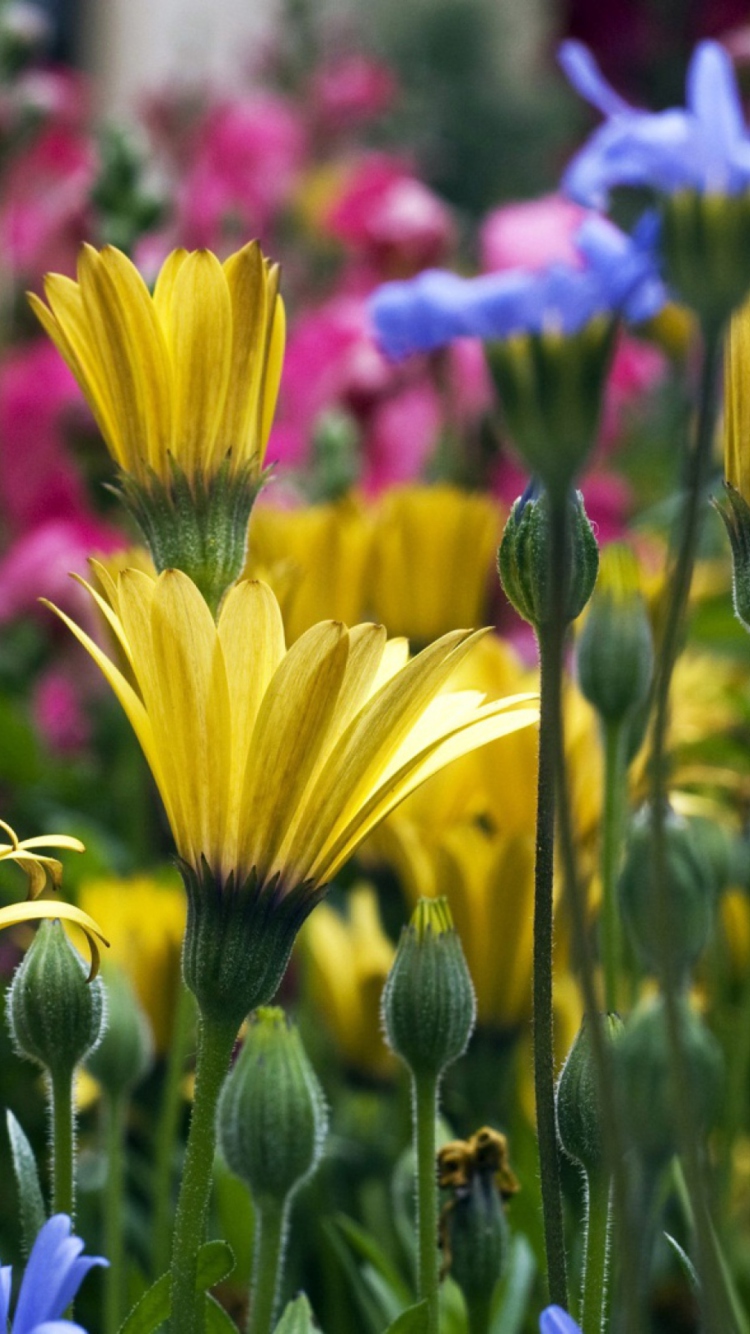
498, 484, 599, 631
661, 190, 750, 329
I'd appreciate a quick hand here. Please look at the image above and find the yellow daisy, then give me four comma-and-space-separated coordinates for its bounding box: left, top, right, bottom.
46, 566, 537, 1021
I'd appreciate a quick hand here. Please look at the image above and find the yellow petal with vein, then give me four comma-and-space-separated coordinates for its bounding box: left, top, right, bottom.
167, 250, 233, 473
0, 901, 110, 980
153, 248, 189, 325
260, 292, 285, 455
35, 277, 122, 461
221, 242, 266, 458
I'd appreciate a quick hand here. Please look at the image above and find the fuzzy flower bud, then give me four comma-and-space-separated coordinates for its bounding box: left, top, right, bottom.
381, 898, 476, 1080
438, 1128, 519, 1317
86, 967, 154, 1099
576, 543, 653, 724
8, 920, 105, 1079
497, 484, 599, 632
556, 1013, 624, 1177
218, 1007, 328, 1208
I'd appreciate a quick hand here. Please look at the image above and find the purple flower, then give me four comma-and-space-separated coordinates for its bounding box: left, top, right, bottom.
560, 39, 750, 207
0, 1214, 107, 1333
369, 219, 664, 361
540, 1307, 583, 1334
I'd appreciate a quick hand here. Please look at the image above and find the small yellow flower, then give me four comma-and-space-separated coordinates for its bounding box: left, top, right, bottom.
29, 242, 285, 489
0, 820, 107, 976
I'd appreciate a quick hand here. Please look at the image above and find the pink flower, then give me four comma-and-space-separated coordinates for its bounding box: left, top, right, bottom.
601, 332, 667, 446
33, 667, 91, 753
324, 154, 455, 276
0, 516, 124, 624
480, 193, 589, 273
0, 341, 89, 536
0, 124, 94, 281
363, 380, 441, 493
312, 54, 397, 131
176, 94, 306, 248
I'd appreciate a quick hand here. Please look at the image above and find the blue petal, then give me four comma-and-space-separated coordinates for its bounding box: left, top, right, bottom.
29, 1325, 90, 1334
687, 41, 746, 157
563, 112, 696, 206
369, 270, 472, 358
0, 1265, 11, 1329
540, 1307, 582, 1334
558, 41, 631, 118
12, 1216, 106, 1332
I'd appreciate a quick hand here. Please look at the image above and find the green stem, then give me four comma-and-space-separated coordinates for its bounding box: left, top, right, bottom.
51, 1068, 75, 1218
153, 983, 196, 1277
579, 1174, 611, 1334
104, 1094, 127, 1334
533, 632, 569, 1311
247, 1198, 288, 1334
169, 1012, 237, 1334
600, 721, 627, 1013
414, 1071, 440, 1334
648, 324, 736, 1333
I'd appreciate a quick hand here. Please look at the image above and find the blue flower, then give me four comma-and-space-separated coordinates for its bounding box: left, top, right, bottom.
540, 1307, 582, 1334
369, 218, 664, 361
0, 1214, 107, 1333
560, 39, 750, 207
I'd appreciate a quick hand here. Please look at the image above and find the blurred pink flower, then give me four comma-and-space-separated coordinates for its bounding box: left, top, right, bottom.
0, 123, 94, 280
312, 54, 397, 131
324, 154, 455, 276
363, 379, 441, 493
601, 332, 666, 446
33, 666, 91, 753
176, 93, 306, 248
480, 193, 588, 273
445, 338, 494, 422
0, 340, 89, 536
0, 515, 124, 624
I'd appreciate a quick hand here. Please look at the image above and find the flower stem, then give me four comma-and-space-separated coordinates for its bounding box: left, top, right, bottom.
649, 324, 736, 1332
104, 1093, 127, 1334
153, 983, 195, 1277
247, 1198, 287, 1334
533, 631, 569, 1311
579, 1174, 611, 1334
600, 720, 627, 1013
51, 1068, 75, 1218
169, 1011, 237, 1334
413, 1071, 440, 1334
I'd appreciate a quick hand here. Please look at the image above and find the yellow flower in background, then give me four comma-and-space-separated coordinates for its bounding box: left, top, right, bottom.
367, 485, 501, 644
0, 819, 107, 976
29, 242, 285, 489
724, 292, 750, 502
246, 495, 373, 641
77, 874, 185, 1051
299, 884, 395, 1077
48, 566, 536, 894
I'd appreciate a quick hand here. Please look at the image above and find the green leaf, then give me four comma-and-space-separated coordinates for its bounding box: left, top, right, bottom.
333, 1213, 412, 1307
205, 1293, 240, 1333
6, 1109, 46, 1254
117, 1239, 235, 1334
664, 1233, 699, 1293
384, 1300, 429, 1334
490, 1234, 537, 1334
323, 1220, 386, 1334
274, 1293, 322, 1333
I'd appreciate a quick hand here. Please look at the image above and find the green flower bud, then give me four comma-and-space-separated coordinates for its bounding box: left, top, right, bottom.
618, 806, 716, 981
616, 995, 723, 1168
714, 484, 750, 632
381, 898, 476, 1080
8, 920, 105, 1079
661, 190, 750, 329
310, 408, 361, 502
577, 544, 653, 724
497, 484, 599, 632
556, 1013, 624, 1177
86, 966, 154, 1099
486, 318, 616, 496
218, 1007, 328, 1208
438, 1128, 518, 1318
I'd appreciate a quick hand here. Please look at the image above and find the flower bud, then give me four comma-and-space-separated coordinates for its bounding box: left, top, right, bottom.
715, 484, 750, 633
218, 1007, 327, 1208
616, 995, 722, 1168
86, 966, 154, 1099
381, 898, 476, 1080
661, 191, 750, 329
556, 1013, 624, 1177
438, 1128, 518, 1314
618, 806, 716, 981
497, 484, 599, 632
486, 318, 616, 496
8, 920, 105, 1079
576, 544, 653, 724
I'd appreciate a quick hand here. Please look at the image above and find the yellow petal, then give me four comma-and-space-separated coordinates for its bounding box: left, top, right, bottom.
0, 901, 109, 980
165, 251, 233, 474
240, 621, 350, 883
259, 288, 285, 455
34, 277, 122, 462
221, 242, 267, 459
152, 248, 189, 325
725, 294, 750, 497
15, 834, 86, 853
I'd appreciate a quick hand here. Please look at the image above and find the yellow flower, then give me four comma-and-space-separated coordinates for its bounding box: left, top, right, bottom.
367, 485, 501, 644
47, 567, 537, 1020
29, 242, 284, 489
724, 292, 750, 501
246, 495, 373, 641
299, 884, 395, 1077
77, 873, 186, 1051
0, 820, 107, 976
